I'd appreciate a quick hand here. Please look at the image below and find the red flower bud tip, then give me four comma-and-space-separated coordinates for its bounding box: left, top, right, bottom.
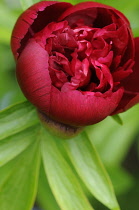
11, 1, 139, 128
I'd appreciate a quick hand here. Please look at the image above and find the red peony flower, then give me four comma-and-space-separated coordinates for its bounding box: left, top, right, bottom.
11, 1, 139, 127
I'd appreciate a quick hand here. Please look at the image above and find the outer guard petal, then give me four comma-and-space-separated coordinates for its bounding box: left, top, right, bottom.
59, 1, 130, 26
11, 1, 72, 59
16, 39, 52, 113
48, 87, 123, 126
59, 1, 134, 61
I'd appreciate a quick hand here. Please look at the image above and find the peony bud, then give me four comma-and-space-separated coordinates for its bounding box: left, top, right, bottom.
11, 1, 139, 129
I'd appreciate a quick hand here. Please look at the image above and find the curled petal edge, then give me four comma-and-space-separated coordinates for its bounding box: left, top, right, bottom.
11, 1, 72, 59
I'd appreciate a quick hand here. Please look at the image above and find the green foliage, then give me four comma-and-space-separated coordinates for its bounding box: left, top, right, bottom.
63, 133, 119, 209
0, 101, 121, 210
0, 139, 41, 210
1, 0, 139, 210
0, 125, 39, 166
41, 128, 94, 210
107, 167, 134, 196
37, 163, 61, 210
0, 1, 23, 109
20, 0, 34, 10
0, 101, 39, 140
1, 101, 138, 210
111, 115, 123, 125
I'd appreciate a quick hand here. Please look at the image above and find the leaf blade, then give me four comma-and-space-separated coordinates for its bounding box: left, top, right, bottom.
0, 101, 39, 140
41, 127, 94, 210
64, 132, 120, 210
0, 135, 41, 210
37, 163, 61, 210
0, 125, 40, 167
111, 115, 123, 125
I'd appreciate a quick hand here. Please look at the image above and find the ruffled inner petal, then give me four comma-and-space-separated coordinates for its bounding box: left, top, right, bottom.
111, 38, 139, 114
33, 12, 133, 95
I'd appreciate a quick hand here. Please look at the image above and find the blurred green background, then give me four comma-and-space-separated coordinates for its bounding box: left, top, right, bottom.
0, 0, 25, 110
0, 0, 139, 210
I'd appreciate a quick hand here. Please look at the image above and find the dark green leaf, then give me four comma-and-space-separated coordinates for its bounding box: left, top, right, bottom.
111, 115, 123, 125
107, 166, 134, 195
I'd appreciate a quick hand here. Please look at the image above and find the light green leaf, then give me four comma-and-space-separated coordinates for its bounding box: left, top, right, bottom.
20, 0, 34, 10
0, 137, 41, 210
41, 127, 94, 210
63, 132, 120, 210
0, 125, 39, 167
37, 163, 61, 210
0, 101, 39, 140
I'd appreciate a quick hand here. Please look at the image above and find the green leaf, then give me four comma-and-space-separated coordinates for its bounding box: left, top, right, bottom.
20, 0, 34, 10
0, 137, 41, 210
0, 101, 39, 140
41, 127, 94, 210
63, 132, 120, 210
37, 163, 61, 210
0, 125, 39, 167
111, 115, 123, 125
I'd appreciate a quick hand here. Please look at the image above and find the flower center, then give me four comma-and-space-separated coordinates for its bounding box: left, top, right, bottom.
35, 18, 134, 95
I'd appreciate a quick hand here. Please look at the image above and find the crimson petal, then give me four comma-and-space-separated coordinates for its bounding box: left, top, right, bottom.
59, 1, 130, 26
48, 87, 124, 126
16, 39, 52, 113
